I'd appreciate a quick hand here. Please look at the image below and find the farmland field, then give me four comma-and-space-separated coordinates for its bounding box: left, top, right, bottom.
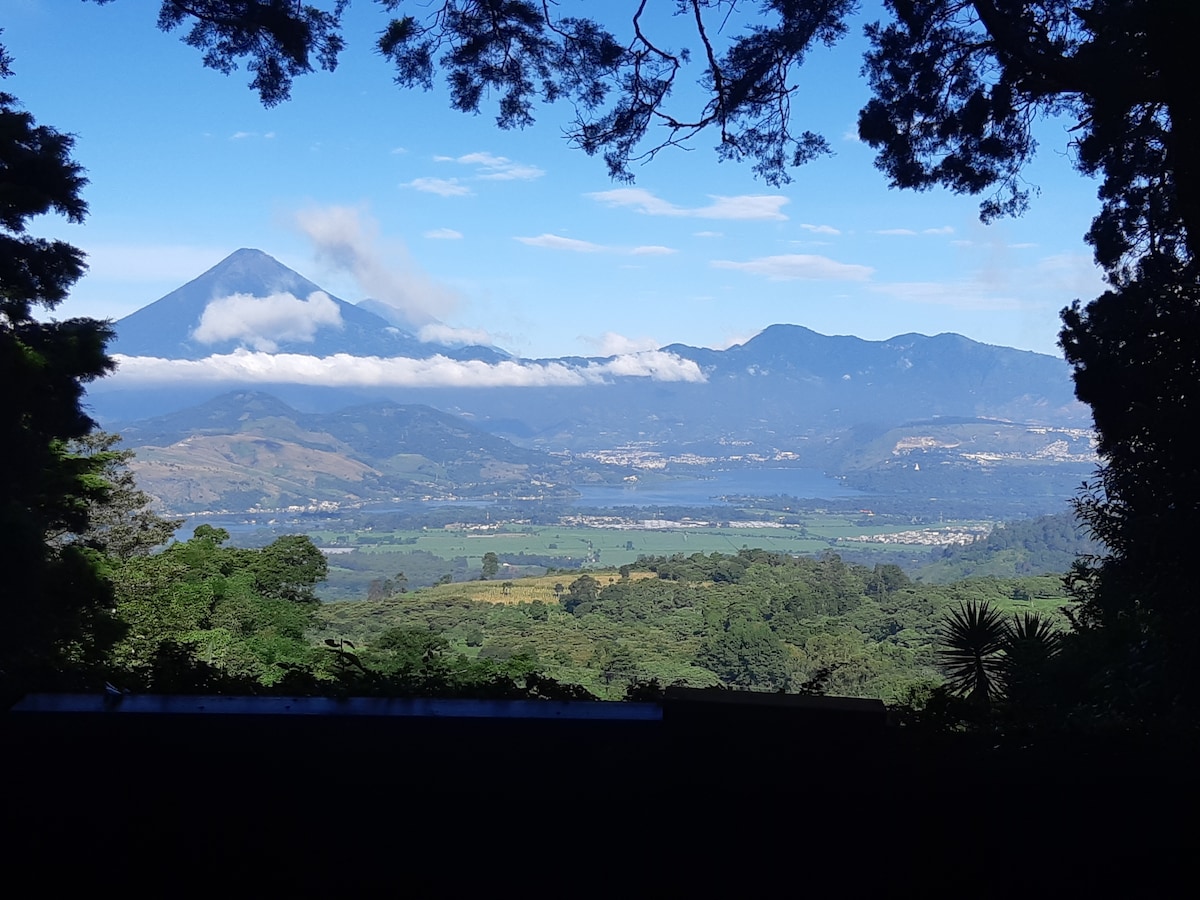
306, 515, 990, 601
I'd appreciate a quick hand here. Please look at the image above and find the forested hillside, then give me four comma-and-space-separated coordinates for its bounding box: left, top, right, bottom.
315, 551, 1069, 701
2, 426, 1076, 706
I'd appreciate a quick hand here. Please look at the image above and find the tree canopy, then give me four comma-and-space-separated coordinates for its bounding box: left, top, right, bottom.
86, 1, 1200, 272
0, 51, 119, 691
107, 527, 328, 688
52, 432, 183, 560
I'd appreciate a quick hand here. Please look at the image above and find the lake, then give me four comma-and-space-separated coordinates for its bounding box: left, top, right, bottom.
181, 469, 862, 539
570, 468, 862, 508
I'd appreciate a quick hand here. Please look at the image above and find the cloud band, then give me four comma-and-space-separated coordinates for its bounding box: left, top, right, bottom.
110, 349, 706, 388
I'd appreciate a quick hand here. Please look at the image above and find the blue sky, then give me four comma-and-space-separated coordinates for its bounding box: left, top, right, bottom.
7, 1, 1105, 364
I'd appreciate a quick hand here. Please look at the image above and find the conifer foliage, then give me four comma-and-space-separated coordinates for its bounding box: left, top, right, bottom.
0, 41, 118, 691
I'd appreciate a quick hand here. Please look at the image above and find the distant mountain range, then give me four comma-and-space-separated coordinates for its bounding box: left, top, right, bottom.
90, 249, 1095, 515
118, 391, 629, 513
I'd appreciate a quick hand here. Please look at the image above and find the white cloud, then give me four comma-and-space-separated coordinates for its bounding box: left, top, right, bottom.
440, 151, 545, 181
516, 234, 604, 253
693, 231, 723, 238
598, 350, 703, 380
401, 177, 473, 197
515, 234, 676, 256
230, 131, 254, 140
192, 291, 344, 352
587, 188, 789, 221
585, 332, 661, 356
874, 226, 954, 236
417, 323, 494, 346
711, 254, 874, 281
694, 196, 789, 220
109, 349, 706, 388
800, 223, 841, 235
390, 146, 408, 155
587, 187, 679, 216
424, 228, 463, 240
293, 205, 462, 326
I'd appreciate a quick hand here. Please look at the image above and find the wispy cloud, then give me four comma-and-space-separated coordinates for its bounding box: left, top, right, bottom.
876, 226, 955, 236
587, 188, 789, 221
799, 223, 841, 235
1032, 252, 1106, 296
294, 205, 462, 326
869, 281, 1027, 310
417, 323, 493, 346
584, 332, 661, 356
953, 222, 1103, 302
401, 177, 473, 197
192, 292, 344, 352
711, 254, 873, 281
516, 234, 604, 253
515, 233, 677, 256
424, 228, 463, 240
435, 151, 545, 181
110, 349, 706, 388
693, 231, 723, 238
871, 252, 1102, 311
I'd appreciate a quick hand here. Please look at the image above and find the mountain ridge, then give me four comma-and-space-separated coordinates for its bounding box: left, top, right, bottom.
118, 389, 630, 512
108, 248, 509, 361
91, 248, 1089, 470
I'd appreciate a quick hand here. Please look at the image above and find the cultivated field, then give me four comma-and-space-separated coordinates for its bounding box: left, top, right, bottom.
302, 516, 991, 601
446, 570, 660, 605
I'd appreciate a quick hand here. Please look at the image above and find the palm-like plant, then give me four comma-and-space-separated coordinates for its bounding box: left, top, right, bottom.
939, 601, 1008, 707
1000, 611, 1062, 707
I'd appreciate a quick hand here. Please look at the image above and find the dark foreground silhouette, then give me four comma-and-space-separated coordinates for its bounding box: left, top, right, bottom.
3, 687, 1194, 887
